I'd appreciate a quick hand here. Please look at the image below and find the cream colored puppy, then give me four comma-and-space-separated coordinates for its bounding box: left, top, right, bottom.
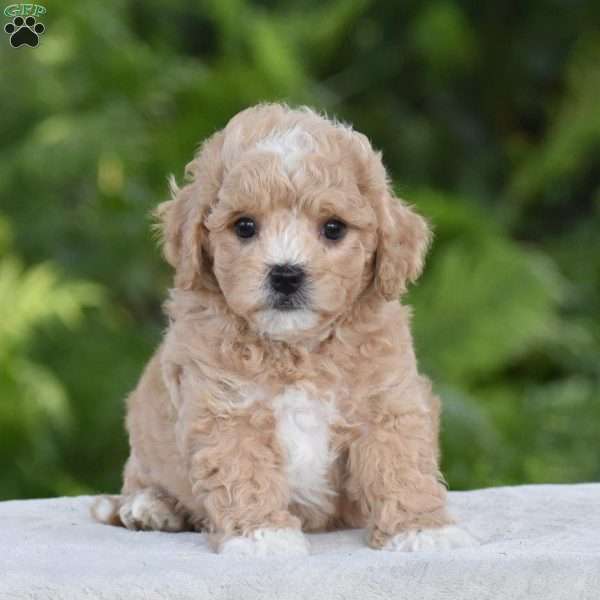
92, 104, 474, 556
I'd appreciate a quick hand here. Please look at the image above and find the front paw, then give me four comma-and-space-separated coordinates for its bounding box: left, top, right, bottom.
381, 525, 478, 552
218, 528, 310, 557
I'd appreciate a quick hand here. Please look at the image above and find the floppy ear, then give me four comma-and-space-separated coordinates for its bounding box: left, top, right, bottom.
154, 182, 206, 291
153, 131, 225, 291
344, 128, 432, 301
374, 192, 432, 300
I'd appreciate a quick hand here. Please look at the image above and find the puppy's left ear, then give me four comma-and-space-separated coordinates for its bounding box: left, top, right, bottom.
374, 191, 432, 301
343, 127, 432, 301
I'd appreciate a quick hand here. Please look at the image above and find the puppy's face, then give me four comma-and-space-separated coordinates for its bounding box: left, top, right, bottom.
206, 151, 378, 338
159, 106, 431, 340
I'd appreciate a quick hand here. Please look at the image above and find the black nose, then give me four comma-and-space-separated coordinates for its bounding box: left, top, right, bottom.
269, 264, 305, 296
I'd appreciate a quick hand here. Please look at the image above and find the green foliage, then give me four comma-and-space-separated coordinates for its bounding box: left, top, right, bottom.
411, 191, 565, 384
0, 0, 598, 498
0, 217, 101, 497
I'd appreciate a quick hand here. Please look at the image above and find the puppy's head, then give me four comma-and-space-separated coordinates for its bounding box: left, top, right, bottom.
157, 104, 431, 340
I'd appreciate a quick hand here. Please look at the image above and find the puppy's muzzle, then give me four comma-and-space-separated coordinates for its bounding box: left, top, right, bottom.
269, 264, 305, 296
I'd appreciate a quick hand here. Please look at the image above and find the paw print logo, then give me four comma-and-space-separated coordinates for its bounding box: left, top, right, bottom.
4, 15, 45, 48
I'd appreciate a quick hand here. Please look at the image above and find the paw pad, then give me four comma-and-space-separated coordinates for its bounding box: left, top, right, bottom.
4, 16, 45, 48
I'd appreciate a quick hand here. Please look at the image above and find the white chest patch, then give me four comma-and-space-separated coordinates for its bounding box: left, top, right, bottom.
273, 387, 337, 510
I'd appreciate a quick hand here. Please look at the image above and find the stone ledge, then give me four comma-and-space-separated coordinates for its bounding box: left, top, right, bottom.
1, 484, 599, 599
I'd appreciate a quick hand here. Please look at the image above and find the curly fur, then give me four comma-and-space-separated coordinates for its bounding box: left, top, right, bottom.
92, 103, 456, 553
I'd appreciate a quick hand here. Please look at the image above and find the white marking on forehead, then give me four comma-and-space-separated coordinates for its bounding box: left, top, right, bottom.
263, 218, 306, 265
255, 308, 318, 338
256, 126, 315, 173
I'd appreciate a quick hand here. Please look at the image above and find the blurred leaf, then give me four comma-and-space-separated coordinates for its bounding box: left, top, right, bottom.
411, 1, 477, 74
508, 35, 600, 209
411, 193, 565, 385
0, 216, 102, 497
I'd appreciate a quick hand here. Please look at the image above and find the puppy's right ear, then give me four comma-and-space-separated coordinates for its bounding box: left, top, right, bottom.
154, 182, 204, 290
154, 131, 225, 291
154, 180, 186, 270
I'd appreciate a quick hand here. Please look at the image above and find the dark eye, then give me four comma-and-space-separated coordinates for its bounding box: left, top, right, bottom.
234, 217, 257, 239
322, 219, 347, 241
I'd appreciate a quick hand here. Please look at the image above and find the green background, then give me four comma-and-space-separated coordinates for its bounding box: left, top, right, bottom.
1, 0, 599, 500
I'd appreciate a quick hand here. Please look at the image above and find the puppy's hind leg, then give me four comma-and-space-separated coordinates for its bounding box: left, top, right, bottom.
118, 487, 188, 532
90, 494, 123, 526
92, 457, 189, 532
92, 487, 188, 532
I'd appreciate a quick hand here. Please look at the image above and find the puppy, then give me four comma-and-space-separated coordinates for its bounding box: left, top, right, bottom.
92, 104, 474, 556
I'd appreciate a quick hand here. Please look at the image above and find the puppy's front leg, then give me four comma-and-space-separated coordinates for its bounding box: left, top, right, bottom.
184, 406, 309, 557
348, 398, 474, 551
